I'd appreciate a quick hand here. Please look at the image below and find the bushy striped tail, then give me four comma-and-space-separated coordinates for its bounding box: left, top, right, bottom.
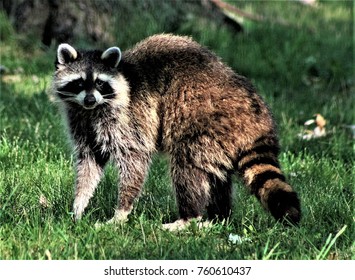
237, 136, 301, 224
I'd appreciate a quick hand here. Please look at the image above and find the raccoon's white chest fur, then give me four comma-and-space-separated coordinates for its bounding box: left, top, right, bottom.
66, 107, 131, 160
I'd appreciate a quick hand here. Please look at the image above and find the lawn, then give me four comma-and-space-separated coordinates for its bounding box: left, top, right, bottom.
0, 1, 353, 260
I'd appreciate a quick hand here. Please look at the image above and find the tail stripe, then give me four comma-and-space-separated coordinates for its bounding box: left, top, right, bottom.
238, 156, 280, 174
238, 144, 279, 161
249, 171, 285, 196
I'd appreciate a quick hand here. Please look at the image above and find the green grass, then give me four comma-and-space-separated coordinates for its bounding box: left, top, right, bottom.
0, 2, 354, 260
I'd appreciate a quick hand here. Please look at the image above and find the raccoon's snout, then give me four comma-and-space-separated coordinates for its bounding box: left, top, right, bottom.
84, 94, 97, 108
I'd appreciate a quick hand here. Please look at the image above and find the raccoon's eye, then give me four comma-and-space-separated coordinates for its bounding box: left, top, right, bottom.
73, 79, 84, 91
77, 80, 84, 88
95, 79, 105, 88
70, 79, 84, 89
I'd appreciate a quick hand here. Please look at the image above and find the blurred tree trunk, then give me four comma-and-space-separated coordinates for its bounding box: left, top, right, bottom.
1, 0, 114, 47
42, 0, 76, 46
0, 0, 251, 47
199, 0, 244, 33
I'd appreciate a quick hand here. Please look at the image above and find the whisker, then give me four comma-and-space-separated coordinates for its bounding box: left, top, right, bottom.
64, 97, 78, 103
56, 91, 76, 97
102, 93, 116, 97
51, 98, 76, 105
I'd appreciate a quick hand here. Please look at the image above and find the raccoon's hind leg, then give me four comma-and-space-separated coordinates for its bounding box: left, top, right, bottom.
163, 154, 211, 231
206, 172, 233, 221
237, 135, 301, 224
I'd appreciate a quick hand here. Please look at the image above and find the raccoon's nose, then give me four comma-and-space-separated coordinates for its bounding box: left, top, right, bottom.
84, 95, 96, 107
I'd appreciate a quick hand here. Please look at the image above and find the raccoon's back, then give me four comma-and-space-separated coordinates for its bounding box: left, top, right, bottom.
125, 34, 215, 66
122, 34, 259, 96
121, 34, 229, 91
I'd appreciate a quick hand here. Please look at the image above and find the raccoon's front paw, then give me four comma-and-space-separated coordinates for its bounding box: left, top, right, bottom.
162, 217, 212, 231
95, 209, 131, 228
162, 219, 189, 231
73, 198, 90, 221
106, 215, 128, 225
268, 189, 301, 225
94, 218, 127, 229
112, 208, 131, 222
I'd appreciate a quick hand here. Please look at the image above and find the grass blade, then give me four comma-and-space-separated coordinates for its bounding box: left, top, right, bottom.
316, 225, 347, 260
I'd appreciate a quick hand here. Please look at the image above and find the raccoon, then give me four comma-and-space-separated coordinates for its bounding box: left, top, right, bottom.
51, 34, 301, 230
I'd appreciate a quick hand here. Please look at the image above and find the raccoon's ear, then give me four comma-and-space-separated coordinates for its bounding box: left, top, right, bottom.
101, 47, 121, 68
57, 44, 78, 65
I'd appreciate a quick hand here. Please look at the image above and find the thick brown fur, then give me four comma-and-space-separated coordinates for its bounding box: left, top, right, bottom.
52, 34, 301, 227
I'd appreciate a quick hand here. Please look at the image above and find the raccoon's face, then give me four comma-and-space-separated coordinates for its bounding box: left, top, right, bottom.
53, 44, 129, 110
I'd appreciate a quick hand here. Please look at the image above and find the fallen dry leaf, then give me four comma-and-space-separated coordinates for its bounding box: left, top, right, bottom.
299, 113, 327, 140
39, 194, 50, 208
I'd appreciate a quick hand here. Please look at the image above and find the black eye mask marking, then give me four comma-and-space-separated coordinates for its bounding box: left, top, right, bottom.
58, 78, 84, 94
95, 79, 115, 98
